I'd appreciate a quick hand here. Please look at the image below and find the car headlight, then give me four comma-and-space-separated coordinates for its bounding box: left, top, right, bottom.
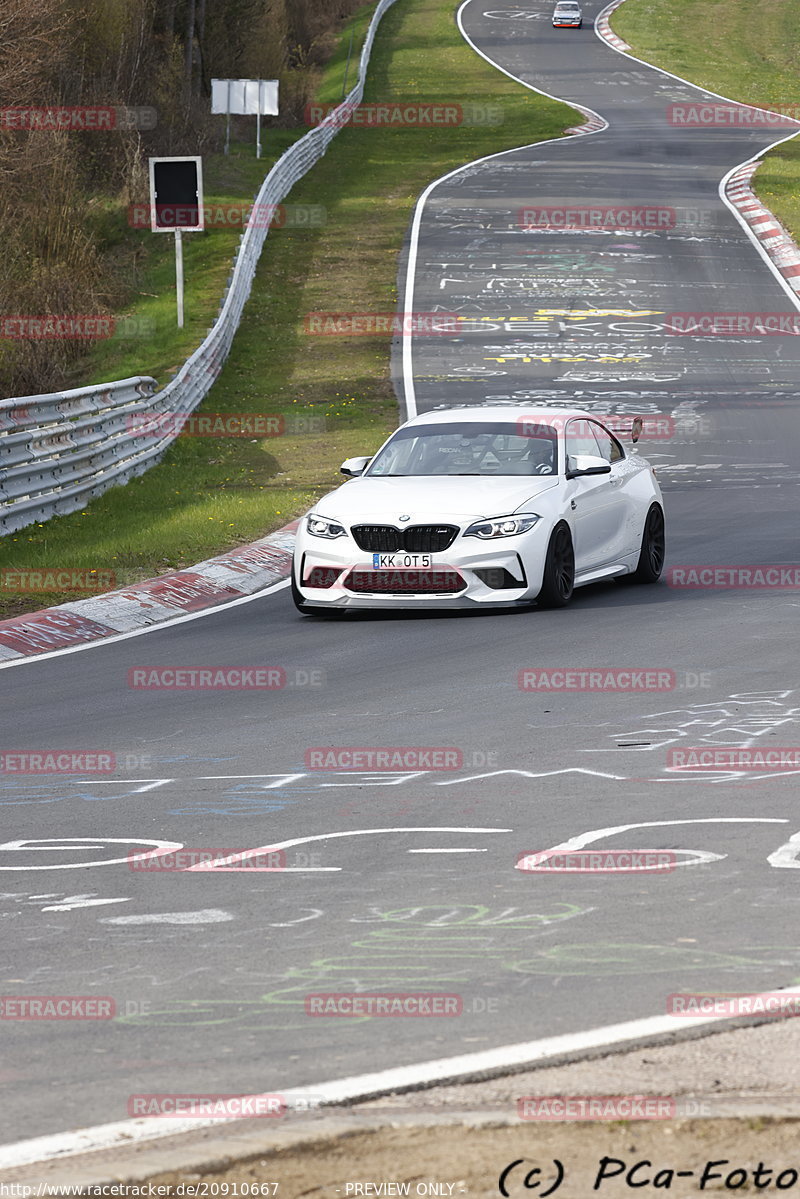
463, 513, 540, 539
306, 513, 347, 539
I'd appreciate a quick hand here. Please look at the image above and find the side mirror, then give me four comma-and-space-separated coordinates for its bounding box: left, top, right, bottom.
340, 456, 371, 478
566, 454, 612, 479
631, 417, 643, 444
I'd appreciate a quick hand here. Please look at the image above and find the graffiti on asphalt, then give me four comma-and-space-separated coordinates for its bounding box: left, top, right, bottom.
114, 902, 591, 1029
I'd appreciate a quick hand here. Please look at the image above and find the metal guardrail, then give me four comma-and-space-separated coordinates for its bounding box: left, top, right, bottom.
0, 0, 398, 535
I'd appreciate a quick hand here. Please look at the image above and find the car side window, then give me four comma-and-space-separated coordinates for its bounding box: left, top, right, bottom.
565, 419, 602, 464
590, 422, 625, 463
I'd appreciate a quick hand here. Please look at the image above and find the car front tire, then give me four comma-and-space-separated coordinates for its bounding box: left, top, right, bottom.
536, 522, 575, 608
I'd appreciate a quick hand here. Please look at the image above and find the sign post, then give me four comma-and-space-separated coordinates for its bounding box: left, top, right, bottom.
148, 156, 205, 328
174, 229, 184, 328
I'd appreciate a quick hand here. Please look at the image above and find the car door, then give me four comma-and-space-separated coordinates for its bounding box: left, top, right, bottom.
589, 420, 642, 560
564, 419, 627, 571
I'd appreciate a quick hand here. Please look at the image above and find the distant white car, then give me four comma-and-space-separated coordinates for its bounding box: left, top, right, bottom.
553, 0, 582, 25
291, 406, 665, 613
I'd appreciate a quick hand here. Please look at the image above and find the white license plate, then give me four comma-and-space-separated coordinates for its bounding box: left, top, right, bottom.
372, 553, 432, 569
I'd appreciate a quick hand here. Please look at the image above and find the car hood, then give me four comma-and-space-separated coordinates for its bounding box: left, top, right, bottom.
315, 475, 560, 523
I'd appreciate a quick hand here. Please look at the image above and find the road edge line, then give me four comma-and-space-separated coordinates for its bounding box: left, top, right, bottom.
401, 0, 608, 420
4, 990, 800, 1172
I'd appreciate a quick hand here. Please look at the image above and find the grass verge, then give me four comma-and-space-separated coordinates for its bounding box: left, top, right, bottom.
76, 133, 307, 392
0, 0, 579, 619
610, 0, 800, 247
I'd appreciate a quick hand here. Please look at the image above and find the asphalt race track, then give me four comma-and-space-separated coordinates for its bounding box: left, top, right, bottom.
3, 0, 800, 1150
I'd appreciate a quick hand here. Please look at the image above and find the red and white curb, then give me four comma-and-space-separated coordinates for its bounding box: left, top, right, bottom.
726, 160, 800, 292
596, 0, 631, 52
566, 109, 607, 135
0, 522, 297, 663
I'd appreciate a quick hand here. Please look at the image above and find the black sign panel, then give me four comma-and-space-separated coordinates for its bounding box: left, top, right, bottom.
148, 157, 204, 231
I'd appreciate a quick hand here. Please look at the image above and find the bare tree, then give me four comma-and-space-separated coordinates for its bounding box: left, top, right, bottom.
184, 0, 196, 93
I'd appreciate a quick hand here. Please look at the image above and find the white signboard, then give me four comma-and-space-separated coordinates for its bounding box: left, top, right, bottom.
211, 79, 279, 116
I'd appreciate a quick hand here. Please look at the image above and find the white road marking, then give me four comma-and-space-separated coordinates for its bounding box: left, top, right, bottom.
517, 818, 789, 873
5, 993, 800, 1168
99, 909, 234, 925
197, 773, 306, 782
435, 767, 629, 784
183, 828, 512, 871
767, 828, 800, 869
0, 838, 183, 871
407, 848, 488, 853
198, 867, 342, 873
61, 779, 173, 792
268, 908, 324, 927
39, 895, 132, 912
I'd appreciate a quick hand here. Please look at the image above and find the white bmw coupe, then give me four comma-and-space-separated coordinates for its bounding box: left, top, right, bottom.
291, 406, 665, 613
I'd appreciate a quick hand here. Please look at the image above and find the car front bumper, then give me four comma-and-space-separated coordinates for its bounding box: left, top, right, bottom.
293, 533, 548, 609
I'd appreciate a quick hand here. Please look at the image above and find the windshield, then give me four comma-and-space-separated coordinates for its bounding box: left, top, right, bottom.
366, 421, 559, 477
